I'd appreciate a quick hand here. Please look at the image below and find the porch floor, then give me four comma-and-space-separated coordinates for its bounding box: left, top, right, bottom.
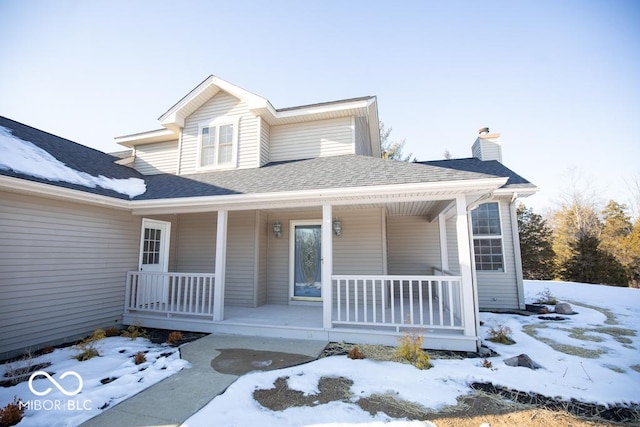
223, 304, 323, 329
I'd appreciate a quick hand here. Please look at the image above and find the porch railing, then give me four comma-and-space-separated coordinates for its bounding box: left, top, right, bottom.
332, 275, 464, 331
125, 271, 215, 318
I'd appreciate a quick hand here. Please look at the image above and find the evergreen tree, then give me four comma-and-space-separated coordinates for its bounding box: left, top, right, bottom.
624, 219, 640, 288
600, 201, 633, 270
561, 234, 629, 286
516, 204, 555, 279
551, 200, 601, 275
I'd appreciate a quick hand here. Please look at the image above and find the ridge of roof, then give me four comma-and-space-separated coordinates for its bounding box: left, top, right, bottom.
275, 96, 376, 112
419, 157, 535, 189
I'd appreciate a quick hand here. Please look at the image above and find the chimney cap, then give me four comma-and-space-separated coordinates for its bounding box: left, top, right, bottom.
479, 127, 490, 135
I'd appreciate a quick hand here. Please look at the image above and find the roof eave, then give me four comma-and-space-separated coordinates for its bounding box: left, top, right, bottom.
115, 128, 178, 148
130, 177, 508, 215
158, 75, 271, 130
0, 175, 131, 210
493, 185, 539, 197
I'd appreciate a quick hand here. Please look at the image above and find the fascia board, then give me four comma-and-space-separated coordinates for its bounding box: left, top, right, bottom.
159, 76, 270, 128
0, 175, 131, 211
368, 97, 381, 157
115, 129, 177, 148
493, 186, 539, 197
275, 99, 370, 119
130, 177, 508, 215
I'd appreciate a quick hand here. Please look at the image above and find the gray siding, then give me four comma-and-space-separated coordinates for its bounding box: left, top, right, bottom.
180, 91, 260, 174
269, 117, 354, 162
174, 212, 217, 273
386, 216, 442, 275
133, 140, 178, 175
225, 211, 257, 307
0, 191, 140, 358
256, 211, 268, 306
475, 198, 519, 309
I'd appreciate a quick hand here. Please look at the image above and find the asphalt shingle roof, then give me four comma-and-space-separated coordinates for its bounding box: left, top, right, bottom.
0, 116, 145, 200
137, 156, 502, 200
0, 116, 535, 202
420, 158, 535, 189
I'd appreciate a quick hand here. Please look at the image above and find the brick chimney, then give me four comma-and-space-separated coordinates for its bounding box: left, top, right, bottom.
472, 127, 502, 163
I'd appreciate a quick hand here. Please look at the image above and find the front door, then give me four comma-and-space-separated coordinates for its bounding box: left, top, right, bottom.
290, 222, 322, 300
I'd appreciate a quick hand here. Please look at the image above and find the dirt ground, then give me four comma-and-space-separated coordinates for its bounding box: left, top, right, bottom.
251, 374, 631, 427
210, 343, 639, 426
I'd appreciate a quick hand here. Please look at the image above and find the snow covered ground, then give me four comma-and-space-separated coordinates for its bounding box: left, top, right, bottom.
184, 280, 640, 426
0, 336, 189, 427
1, 280, 638, 427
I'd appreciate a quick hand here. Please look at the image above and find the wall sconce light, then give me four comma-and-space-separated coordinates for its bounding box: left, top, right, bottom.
273, 220, 282, 238
332, 218, 342, 237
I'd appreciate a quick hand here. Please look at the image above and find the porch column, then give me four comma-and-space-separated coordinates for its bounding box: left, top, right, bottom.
321, 204, 333, 329
213, 210, 228, 322
438, 213, 449, 272
455, 195, 477, 338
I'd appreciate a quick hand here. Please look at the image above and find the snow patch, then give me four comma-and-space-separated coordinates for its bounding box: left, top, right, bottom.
0, 126, 146, 199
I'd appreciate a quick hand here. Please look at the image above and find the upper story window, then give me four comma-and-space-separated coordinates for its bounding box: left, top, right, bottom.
471, 202, 504, 272
199, 119, 238, 169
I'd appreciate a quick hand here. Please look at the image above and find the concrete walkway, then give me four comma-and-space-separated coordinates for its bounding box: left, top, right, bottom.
81, 334, 328, 427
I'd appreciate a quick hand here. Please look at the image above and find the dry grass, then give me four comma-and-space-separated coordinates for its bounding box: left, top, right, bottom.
566, 300, 618, 325
523, 324, 606, 359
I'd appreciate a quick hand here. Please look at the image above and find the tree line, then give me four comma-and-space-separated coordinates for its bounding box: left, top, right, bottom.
517, 200, 640, 287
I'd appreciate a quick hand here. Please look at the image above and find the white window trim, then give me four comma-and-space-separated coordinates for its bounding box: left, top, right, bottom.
196, 116, 240, 171
289, 220, 323, 303
472, 201, 507, 273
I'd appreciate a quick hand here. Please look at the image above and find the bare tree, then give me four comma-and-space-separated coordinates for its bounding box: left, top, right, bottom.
379, 121, 413, 161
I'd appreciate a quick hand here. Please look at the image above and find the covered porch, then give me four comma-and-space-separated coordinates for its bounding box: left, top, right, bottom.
122, 189, 493, 352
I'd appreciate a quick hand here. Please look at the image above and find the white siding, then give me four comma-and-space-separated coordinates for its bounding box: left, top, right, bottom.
265, 208, 384, 305
180, 92, 260, 174
269, 117, 354, 162
472, 137, 502, 162
133, 140, 178, 175
386, 216, 442, 275
475, 198, 519, 309
446, 216, 460, 275
354, 116, 372, 156
0, 191, 140, 358
260, 119, 270, 166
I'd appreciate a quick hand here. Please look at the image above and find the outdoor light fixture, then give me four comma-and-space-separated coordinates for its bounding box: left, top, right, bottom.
332, 218, 342, 237
272, 220, 282, 238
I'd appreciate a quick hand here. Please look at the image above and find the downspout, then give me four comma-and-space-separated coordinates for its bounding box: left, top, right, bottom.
510, 192, 526, 309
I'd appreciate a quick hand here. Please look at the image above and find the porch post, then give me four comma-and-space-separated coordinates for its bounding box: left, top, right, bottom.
438, 213, 449, 272
213, 210, 228, 322
322, 204, 333, 329
455, 195, 477, 338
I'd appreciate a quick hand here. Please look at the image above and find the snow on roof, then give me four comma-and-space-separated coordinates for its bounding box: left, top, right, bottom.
0, 125, 146, 199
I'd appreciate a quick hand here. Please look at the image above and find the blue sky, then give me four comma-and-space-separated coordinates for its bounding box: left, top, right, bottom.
1, 0, 638, 214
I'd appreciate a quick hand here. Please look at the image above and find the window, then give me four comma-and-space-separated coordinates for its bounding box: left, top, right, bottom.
199, 122, 236, 168
471, 202, 504, 271
142, 227, 162, 265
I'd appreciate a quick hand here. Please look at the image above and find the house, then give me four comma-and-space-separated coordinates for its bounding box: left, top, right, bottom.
0, 76, 537, 359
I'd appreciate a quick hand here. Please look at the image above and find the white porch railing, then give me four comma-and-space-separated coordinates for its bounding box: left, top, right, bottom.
125, 271, 215, 319
332, 275, 464, 331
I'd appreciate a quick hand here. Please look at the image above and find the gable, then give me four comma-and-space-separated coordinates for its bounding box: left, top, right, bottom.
179, 91, 260, 174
